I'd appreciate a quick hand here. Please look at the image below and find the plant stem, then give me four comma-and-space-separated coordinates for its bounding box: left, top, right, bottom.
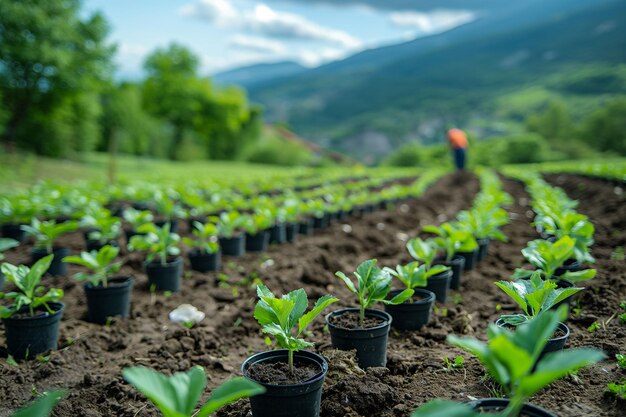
288, 349, 294, 375
359, 305, 365, 327
502, 394, 525, 417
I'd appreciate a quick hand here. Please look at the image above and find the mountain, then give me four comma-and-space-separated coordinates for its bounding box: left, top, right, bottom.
245, 0, 626, 161
212, 61, 306, 89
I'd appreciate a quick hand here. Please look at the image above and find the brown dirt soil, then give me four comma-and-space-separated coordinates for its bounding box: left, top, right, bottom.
0, 172, 624, 417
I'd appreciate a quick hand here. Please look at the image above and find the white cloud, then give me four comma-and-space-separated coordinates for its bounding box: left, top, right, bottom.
389, 9, 476, 35
229, 35, 287, 54
116, 42, 150, 78
180, 1, 362, 48
297, 47, 350, 67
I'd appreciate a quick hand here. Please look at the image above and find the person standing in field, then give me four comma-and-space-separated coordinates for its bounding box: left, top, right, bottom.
447, 128, 469, 171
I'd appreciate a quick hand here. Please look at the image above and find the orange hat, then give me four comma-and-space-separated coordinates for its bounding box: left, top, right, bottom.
448, 128, 468, 149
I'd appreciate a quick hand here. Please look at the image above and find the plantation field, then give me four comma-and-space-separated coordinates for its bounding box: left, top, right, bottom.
0, 168, 624, 416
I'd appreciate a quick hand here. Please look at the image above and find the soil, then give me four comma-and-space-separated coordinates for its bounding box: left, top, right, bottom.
0, 172, 624, 417
246, 360, 320, 385
328, 311, 387, 329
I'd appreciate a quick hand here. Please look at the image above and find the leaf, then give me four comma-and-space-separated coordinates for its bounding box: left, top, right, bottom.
26, 255, 54, 291
298, 295, 338, 334
196, 377, 265, 417
262, 297, 295, 330
123, 366, 206, 417
335, 271, 357, 293
410, 400, 481, 417
11, 390, 67, 417
285, 288, 308, 330
494, 280, 529, 315
519, 348, 605, 397
560, 269, 596, 283
381, 288, 414, 305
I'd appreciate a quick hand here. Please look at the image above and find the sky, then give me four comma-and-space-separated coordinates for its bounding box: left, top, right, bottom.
83, 0, 478, 78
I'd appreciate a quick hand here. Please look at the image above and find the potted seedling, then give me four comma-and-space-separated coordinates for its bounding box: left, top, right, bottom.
243, 211, 273, 252
424, 222, 478, 272
383, 261, 443, 330
0, 197, 34, 242
0, 238, 19, 290
540, 212, 595, 273
328, 259, 413, 368
267, 206, 287, 244
122, 208, 154, 242
406, 238, 453, 301
154, 197, 187, 233
81, 212, 122, 252
21, 218, 79, 275
411, 307, 605, 417
128, 223, 182, 292
243, 284, 338, 417
63, 245, 133, 324
495, 271, 583, 354
123, 365, 265, 417
513, 236, 596, 298
183, 221, 221, 272
0, 255, 64, 360
213, 211, 249, 256
282, 200, 301, 242
457, 206, 509, 262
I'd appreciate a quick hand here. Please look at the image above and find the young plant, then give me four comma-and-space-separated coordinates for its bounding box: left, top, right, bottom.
254, 284, 338, 374
82, 215, 121, 244
0, 255, 64, 318
242, 210, 274, 235
335, 259, 414, 326
63, 245, 122, 288
606, 380, 626, 400
385, 261, 449, 292
122, 208, 154, 230
21, 218, 79, 253
411, 307, 605, 417
457, 207, 509, 242
406, 238, 439, 269
423, 222, 478, 263
183, 221, 219, 254
0, 238, 19, 261
128, 223, 181, 265
123, 366, 265, 417
212, 211, 248, 238
11, 389, 66, 417
513, 236, 596, 283
495, 271, 583, 326
539, 212, 595, 263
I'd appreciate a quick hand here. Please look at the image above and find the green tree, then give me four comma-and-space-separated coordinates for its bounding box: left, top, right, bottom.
142, 43, 205, 160
578, 97, 626, 155
0, 0, 114, 155
526, 100, 572, 141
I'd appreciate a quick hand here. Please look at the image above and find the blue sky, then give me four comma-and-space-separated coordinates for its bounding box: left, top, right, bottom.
84, 0, 476, 78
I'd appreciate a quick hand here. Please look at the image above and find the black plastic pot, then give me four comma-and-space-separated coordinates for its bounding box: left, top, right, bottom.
326, 308, 392, 368
31, 247, 70, 276
457, 250, 478, 271
477, 238, 491, 262
435, 256, 465, 290
269, 223, 286, 244
555, 258, 582, 276
246, 231, 270, 252
313, 215, 330, 230
425, 270, 452, 303
285, 223, 298, 242
467, 398, 557, 417
299, 219, 314, 236
496, 318, 569, 357
145, 257, 183, 292
188, 249, 221, 272
384, 289, 435, 330
2, 223, 26, 242
242, 349, 328, 417
3, 302, 64, 360
84, 277, 134, 324
219, 234, 246, 256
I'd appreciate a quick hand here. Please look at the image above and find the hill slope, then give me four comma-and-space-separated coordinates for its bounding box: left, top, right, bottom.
247, 0, 626, 160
